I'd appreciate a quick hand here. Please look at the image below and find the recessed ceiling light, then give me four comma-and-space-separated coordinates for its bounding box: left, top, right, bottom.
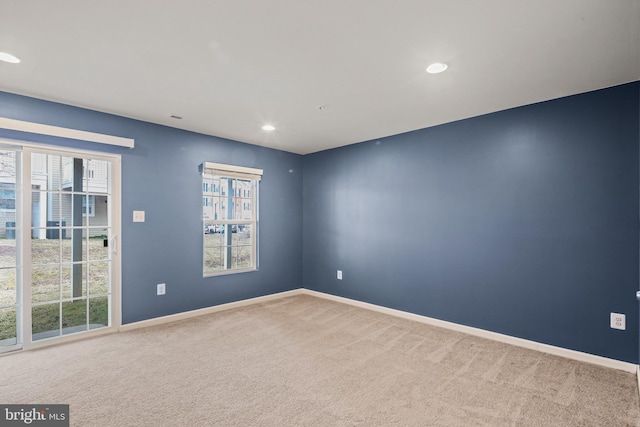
0, 52, 20, 64
262, 125, 275, 131
426, 62, 448, 74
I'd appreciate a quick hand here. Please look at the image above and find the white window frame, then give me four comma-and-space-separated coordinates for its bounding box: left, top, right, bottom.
200, 162, 262, 277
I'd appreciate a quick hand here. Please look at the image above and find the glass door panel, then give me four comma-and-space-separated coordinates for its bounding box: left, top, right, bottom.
30, 152, 112, 342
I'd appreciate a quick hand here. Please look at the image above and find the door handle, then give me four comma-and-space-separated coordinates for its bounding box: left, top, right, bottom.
636, 291, 640, 301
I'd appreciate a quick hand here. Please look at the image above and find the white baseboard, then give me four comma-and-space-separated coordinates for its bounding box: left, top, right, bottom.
119, 289, 305, 332
301, 289, 638, 374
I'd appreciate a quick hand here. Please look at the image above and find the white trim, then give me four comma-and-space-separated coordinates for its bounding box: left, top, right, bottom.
301, 289, 639, 374
637, 365, 640, 399
0, 327, 119, 358
119, 289, 305, 332
201, 161, 263, 177
19, 148, 32, 350
110, 157, 123, 331
18, 326, 119, 354
0, 137, 126, 160
0, 117, 134, 148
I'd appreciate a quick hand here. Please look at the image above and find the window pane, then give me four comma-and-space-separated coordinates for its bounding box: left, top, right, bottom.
203, 197, 213, 221
88, 234, 109, 262
0, 269, 16, 308
62, 299, 87, 335
89, 296, 108, 329
37, 153, 53, 186
219, 177, 229, 196
44, 198, 65, 227
220, 200, 228, 218
0, 185, 15, 210
32, 302, 60, 340
213, 197, 222, 220
60, 156, 77, 192
86, 195, 107, 227
81, 194, 96, 217
242, 201, 252, 220
239, 179, 252, 197
0, 155, 15, 250
61, 265, 72, 300
0, 238, 16, 269
32, 265, 60, 303
234, 246, 252, 269
84, 160, 109, 195
61, 228, 87, 264
31, 192, 61, 228
88, 262, 109, 296
33, 235, 61, 265
0, 307, 16, 343
232, 225, 252, 245
204, 234, 223, 274
231, 199, 243, 220
61, 264, 87, 300
32, 153, 58, 191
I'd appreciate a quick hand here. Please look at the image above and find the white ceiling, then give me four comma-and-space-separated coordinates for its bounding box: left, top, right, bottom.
0, 1, 639, 155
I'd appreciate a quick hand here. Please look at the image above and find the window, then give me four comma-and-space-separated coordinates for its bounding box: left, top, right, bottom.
200, 162, 262, 276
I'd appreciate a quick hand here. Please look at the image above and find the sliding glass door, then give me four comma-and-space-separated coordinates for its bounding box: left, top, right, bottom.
0, 144, 120, 352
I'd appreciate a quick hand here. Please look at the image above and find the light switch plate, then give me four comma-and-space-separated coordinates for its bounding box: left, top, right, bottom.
133, 210, 145, 222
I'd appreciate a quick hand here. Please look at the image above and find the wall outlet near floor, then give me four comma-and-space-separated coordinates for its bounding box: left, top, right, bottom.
337, 270, 342, 280
610, 312, 625, 330
157, 283, 166, 296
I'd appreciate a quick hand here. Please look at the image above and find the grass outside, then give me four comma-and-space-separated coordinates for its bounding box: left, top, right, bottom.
203, 227, 252, 275
31, 296, 108, 336
0, 237, 110, 341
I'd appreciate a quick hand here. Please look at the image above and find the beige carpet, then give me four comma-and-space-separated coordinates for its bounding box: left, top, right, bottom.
1, 294, 639, 426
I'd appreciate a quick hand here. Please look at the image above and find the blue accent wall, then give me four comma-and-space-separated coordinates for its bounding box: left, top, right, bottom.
2, 82, 639, 363
303, 82, 640, 363
0, 91, 303, 324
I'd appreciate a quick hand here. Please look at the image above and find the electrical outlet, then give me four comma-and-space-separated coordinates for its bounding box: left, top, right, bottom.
157, 283, 166, 296
337, 270, 342, 280
610, 312, 625, 330
133, 210, 145, 222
